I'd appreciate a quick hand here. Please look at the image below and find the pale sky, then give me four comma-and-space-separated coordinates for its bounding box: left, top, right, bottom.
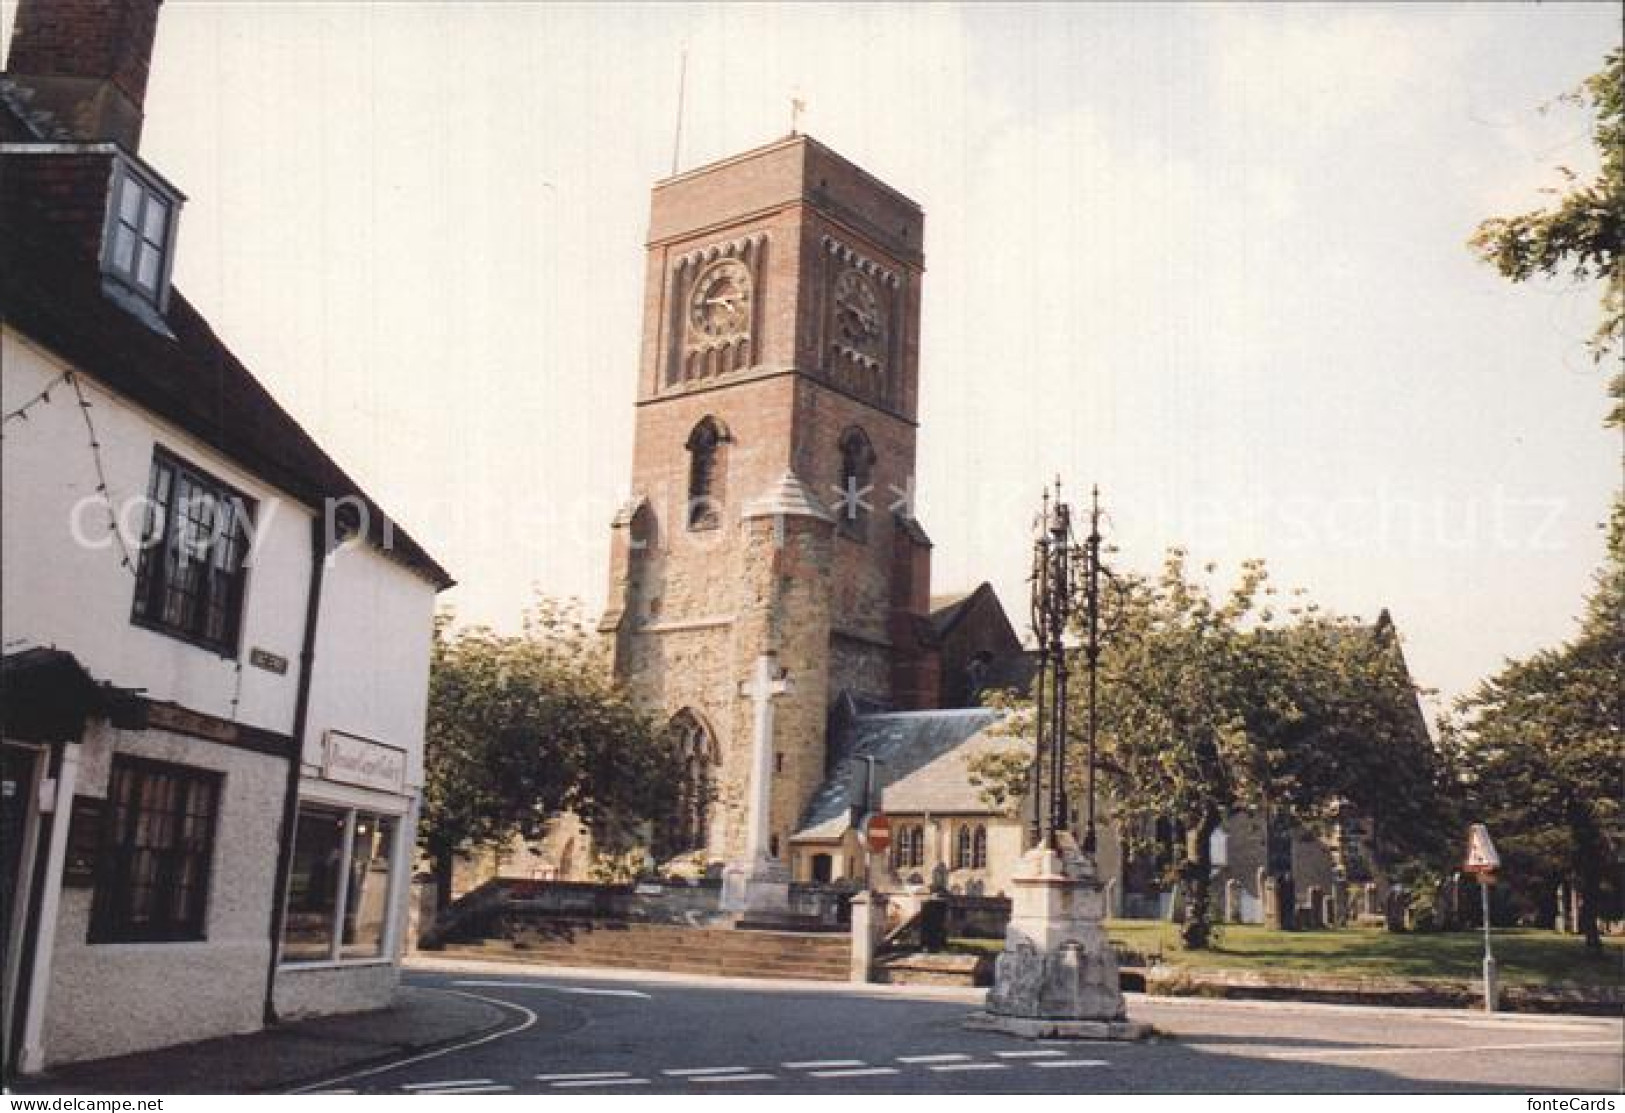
12, 2, 1618, 715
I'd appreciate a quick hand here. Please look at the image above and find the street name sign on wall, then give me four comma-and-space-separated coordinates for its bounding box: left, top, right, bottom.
323, 730, 407, 794
1464, 823, 1501, 875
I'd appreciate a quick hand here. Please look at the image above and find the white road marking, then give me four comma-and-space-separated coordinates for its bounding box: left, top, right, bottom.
400, 1079, 493, 1090
550, 1077, 652, 1088
452, 979, 651, 999
929, 1062, 1007, 1073
662, 1066, 753, 1077
535, 1071, 635, 1081
690, 1073, 779, 1083
897, 1053, 972, 1064
785, 1059, 868, 1070
1033, 1059, 1111, 1069
285, 990, 539, 1095
1262, 1039, 1621, 1062
412, 1084, 513, 1094
994, 1049, 1066, 1059
808, 1067, 900, 1078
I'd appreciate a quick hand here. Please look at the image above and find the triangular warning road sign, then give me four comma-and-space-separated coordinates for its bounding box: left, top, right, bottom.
1464, 823, 1501, 873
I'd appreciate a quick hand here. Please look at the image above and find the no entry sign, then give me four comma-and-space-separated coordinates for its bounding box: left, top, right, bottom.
861, 812, 891, 854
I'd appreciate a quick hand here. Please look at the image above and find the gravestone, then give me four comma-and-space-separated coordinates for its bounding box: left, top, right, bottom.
1303, 886, 1325, 930
1364, 882, 1378, 920
1104, 877, 1120, 918
1322, 892, 1336, 930
1264, 874, 1296, 931
1331, 879, 1348, 927
1225, 878, 1243, 923
1384, 886, 1409, 932
1555, 883, 1572, 933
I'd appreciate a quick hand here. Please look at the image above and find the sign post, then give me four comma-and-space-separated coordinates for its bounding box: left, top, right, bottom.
1463, 823, 1501, 1012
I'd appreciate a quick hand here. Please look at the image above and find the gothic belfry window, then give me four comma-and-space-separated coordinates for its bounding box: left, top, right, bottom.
836, 426, 876, 539
662, 710, 715, 858
686, 417, 729, 530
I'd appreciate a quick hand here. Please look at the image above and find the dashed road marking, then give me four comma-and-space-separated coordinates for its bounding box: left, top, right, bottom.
995, 1049, 1066, 1059
662, 1066, 753, 1077
549, 1078, 652, 1088
807, 1066, 899, 1079
690, 1073, 779, 1083
400, 1079, 493, 1090
929, 1062, 1007, 1073
535, 1071, 635, 1081
897, 1054, 971, 1064
1033, 1059, 1110, 1069
412, 1084, 514, 1094
784, 1059, 867, 1070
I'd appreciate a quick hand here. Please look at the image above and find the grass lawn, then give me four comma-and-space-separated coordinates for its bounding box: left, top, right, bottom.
957, 922, 1624, 988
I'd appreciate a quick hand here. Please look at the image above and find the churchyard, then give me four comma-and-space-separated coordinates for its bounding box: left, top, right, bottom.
1077, 922, 1623, 988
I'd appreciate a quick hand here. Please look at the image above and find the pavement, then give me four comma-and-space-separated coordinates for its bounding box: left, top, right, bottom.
7, 956, 1622, 1094
6, 984, 518, 1095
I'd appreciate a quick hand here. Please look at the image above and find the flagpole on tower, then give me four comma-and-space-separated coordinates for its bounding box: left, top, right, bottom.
671, 46, 688, 176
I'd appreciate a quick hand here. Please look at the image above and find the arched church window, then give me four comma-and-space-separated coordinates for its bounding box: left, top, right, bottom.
956, 824, 973, 868
660, 710, 716, 859
890, 823, 925, 869
972, 825, 987, 869
686, 417, 729, 530
836, 426, 876, 539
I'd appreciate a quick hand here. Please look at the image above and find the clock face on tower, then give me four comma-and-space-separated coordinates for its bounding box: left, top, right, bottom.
833, 267, 886, 360
688, 259, 753, 341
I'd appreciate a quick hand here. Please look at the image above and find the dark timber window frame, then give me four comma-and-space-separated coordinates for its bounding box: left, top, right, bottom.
101, 156, 181, 313
131, 447, 255, 657
89, 755, 221, 944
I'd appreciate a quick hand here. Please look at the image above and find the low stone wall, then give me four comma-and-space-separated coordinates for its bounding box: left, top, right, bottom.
485, 877, 852, 932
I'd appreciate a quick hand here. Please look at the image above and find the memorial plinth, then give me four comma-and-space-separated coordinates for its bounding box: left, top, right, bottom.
966, 834, 1150, 1040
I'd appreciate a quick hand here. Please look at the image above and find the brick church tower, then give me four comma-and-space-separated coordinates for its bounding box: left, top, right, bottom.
600, 135, 939, 870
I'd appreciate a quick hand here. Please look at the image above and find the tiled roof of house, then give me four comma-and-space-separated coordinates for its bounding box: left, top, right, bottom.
0, 182, 453, 589
793, 707, 1033, 841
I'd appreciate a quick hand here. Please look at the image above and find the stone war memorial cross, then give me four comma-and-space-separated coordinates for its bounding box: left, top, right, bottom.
722, 652, 793, 915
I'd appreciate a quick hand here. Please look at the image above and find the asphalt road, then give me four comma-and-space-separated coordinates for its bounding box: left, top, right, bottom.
299, 957, 1624, 1095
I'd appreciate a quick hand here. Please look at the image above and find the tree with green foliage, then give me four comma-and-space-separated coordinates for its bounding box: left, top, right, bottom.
421, 597, 684, 906
1445, 504, 1623, 950
1459, 49, 1624, 951
1099, 554, 1445, 948
1470, 49, 1624, 425
972, 551, 1447, 950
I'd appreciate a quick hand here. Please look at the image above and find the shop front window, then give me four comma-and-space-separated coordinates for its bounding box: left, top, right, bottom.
280, 801, 398, 964
343, 814, 396, 958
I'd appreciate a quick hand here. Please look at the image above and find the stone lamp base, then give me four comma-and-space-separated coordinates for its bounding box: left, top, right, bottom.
968, 834, 1151, 1041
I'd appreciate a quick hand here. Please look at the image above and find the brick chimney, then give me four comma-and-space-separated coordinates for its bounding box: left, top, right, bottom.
5, 0, 163, 150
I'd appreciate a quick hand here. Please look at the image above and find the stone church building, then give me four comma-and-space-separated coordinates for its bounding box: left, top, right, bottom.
460, 133, 1415, 922
594, 134, 1032, 888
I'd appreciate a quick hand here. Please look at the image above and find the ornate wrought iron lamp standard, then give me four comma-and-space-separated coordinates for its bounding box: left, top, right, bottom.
968, 481, 1148, 1040
1027, 481, 1111, 854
